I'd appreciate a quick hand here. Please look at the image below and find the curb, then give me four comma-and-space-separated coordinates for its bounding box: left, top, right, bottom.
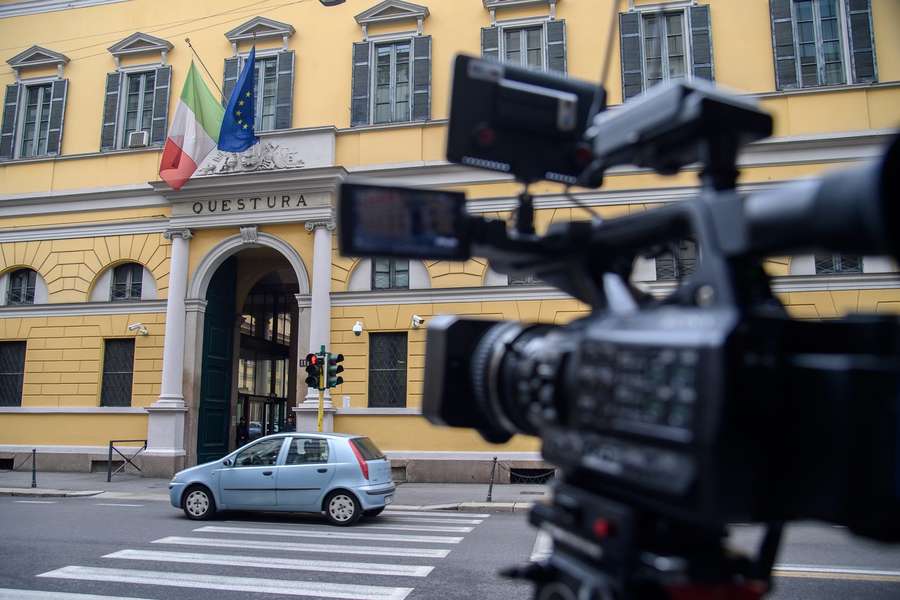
387, 501, 534, 513
0, 487, 104, 498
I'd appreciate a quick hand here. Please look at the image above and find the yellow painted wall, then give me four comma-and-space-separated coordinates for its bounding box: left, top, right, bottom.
0, 207, 170, 230
0, 413, 148, 446
0, 233, 171, 303
1, 0, 898, 195
333, 415, 540, 453
0, 312, 163, 408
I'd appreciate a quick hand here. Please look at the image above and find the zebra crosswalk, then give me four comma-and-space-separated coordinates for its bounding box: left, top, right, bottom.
10, 508, 490, 600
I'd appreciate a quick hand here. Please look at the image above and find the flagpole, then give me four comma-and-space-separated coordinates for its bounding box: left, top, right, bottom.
184, 37, 224, 97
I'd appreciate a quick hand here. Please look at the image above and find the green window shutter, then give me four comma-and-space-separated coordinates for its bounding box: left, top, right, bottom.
689, 5, 714, 81
846, 0, 877, 83
619, 12, 643, 101
481, 26, 499, 61
546, 20, 567, 74
769, 0, 799, 90
0, 84, 20, 160
275, 50, 295, 130
100, 72, 121, 151
222, 57, 239, 106
150, 66, 171, 146
45, 79, 68, 156
412, 36, 431, 122
351, 41, 370, 126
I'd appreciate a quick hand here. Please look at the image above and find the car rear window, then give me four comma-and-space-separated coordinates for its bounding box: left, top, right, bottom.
351, 437, 385, 460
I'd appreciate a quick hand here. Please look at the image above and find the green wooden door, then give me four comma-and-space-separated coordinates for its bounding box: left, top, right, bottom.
197, 257, 236, 464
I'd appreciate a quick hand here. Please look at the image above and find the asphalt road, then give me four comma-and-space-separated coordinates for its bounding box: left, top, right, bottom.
0, 495, 534, 600
1, 495, 899, 599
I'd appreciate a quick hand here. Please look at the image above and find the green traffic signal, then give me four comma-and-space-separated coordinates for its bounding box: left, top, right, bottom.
327, 352, 345, 388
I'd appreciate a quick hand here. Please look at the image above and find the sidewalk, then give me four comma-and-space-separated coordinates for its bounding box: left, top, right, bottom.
0, 470, 547, 512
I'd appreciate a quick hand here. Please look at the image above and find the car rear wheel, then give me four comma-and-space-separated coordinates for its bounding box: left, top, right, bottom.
364, 507, 385, 518
324, 490, 361, 526
182, 485, 216, 520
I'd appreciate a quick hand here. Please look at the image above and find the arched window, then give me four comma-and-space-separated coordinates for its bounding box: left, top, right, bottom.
348, 259, 430, 292
110, 263, 144, 302
90, 262, 156, 303
6, 269, 37, 305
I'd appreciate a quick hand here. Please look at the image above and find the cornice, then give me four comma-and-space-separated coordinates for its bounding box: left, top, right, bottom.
0, 300, 167, 319
149, 166, 350, 201
332, 285, 572, 307
0, 407, 146, 414
0, 218, 167, 243
0, 0, 128, 18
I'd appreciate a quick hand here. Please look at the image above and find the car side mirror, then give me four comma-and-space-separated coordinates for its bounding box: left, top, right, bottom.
222, 458, 233, 467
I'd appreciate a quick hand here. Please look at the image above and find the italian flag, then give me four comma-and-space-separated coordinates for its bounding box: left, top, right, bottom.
159, 63, 224, 191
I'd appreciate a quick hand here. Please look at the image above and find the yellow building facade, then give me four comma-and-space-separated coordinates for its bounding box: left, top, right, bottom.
0, 0, 897, 479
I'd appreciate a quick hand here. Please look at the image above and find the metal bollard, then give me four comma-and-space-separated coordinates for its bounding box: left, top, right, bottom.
486, 456, 498, 502
31, 448, 36, 488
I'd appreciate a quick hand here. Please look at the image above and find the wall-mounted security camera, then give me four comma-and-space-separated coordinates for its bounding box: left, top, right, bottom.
411, 315, 425, 329
127, 323, 149, 336
352, 321, 364, 336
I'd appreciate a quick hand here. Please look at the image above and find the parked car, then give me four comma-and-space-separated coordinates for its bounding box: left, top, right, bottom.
168, 433, 394, 525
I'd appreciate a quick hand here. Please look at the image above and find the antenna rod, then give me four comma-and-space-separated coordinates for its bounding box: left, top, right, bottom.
185, 37, 224, 97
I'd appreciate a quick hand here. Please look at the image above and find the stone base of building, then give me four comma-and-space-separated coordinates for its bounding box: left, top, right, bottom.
0, 449, 184, 479
392, 458, 555, 484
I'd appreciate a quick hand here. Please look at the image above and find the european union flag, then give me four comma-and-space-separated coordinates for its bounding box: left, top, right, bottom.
218, 45, 259, 152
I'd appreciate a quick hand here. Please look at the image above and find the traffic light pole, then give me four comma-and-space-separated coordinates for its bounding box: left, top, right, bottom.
317, 345, 327, 432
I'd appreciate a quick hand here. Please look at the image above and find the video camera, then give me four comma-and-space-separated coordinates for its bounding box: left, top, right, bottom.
339, 55, 900, 600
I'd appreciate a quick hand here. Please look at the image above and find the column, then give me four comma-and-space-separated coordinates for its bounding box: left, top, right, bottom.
296, 219, 336, 432
145, 228, 192, 473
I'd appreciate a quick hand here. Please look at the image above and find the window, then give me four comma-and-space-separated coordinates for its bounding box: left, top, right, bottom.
222, 51, 294, 133
20, 84, 51, 158
110, 263, 143, 302
770, 0, 877, 90
0, 341, 26, 407
619, 6, 713, 101
368, 332, 407, 408
253, 57, 278, 132
642, 12, 688, 88
234, 437, 284, 467
655, 240, 699, 281
122, 71, 155, 143
350, 36, 431, 127
6, 269, 37, 305
372, 258, 409, 290
504, 26, 544, 70
374, 41, 411, 124
100, 339, 134, 407
100, 67, 170, 151
285, 438, 329, 465
482, 20, 567, 73
509, 272, 543, 286
814, 254, 862, 274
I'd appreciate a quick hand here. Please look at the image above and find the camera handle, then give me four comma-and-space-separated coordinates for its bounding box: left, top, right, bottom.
515, 188, 536, 235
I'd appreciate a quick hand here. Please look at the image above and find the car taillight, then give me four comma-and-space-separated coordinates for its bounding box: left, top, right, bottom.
350, 440, 369, 480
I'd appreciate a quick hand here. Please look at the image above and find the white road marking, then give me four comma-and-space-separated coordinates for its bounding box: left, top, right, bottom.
774, 564, 900, 581
0, 589, 151, 600
38, 566, 413, 600
13, 500, 57, 504
95, 503, 143, 507
530, 531, 553, 562
105, 549, 434, 577
223, 520, 472, 534
153, 535, 452, 558
195, 524, 463, 544
381, 516, 485, 525
385, 509, 490, 518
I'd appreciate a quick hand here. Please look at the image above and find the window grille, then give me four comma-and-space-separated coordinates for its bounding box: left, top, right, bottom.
368, 332, 407, 408
656, 240, 699, 281
814, 253, 862, 274
0, 341, 26, 407
100, 339, 134, 407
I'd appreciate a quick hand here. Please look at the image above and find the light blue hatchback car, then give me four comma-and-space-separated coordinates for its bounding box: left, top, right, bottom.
169, 433, 394, 526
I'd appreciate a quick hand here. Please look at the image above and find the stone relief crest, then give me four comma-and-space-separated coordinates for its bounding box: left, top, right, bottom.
198, 141, 305, 175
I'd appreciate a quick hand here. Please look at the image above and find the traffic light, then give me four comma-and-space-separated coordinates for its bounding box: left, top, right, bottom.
326, 353, 344, 388
304, 353, 321, 390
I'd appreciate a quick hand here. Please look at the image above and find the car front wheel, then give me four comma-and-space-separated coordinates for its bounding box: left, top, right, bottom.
182, 485, 216, 520
324, 490, 361, 526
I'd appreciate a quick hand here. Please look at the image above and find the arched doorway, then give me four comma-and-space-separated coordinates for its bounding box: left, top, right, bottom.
192, 238, 308, 465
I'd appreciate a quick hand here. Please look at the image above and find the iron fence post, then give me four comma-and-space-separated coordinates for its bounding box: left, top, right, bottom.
31, 448, 36, 488
107, 441, 113, 483
486, 456, 498, 502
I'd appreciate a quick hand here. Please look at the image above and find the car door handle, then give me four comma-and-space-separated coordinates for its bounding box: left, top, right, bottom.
262, 471, 273, 476
317, 468, 328, 473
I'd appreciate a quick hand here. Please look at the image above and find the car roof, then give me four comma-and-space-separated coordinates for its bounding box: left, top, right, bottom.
254, 432, 360, 441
